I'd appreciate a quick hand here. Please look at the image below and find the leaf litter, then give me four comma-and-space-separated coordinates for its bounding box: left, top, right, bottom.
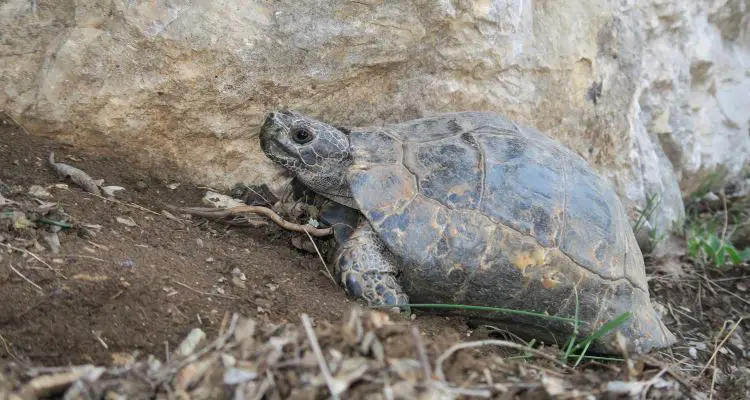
0, 307, 691, 399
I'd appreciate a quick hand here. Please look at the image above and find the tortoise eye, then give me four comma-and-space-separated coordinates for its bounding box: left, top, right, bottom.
292, 128, 314, 144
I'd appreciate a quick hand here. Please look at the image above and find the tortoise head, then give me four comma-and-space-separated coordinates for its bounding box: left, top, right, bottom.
259, 110, 356, 207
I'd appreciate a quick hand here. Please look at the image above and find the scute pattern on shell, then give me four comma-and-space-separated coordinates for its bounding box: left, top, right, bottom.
347, 112, 676, 354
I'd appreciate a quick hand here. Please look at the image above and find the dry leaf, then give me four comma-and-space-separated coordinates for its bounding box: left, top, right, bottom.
115, 216, 137, 227
102, 185, 126, 197
42, 231, 61, 254
541, 375, 566, 395
28, 185, 52, 199
223, 368, 258, 385
177, 328, 207, 357
388, 358, 422, 383
111, 352, 135, 366
72, 274, 110, 282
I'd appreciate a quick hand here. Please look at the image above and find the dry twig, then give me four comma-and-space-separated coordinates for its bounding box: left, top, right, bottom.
91, 192, 164, 217
230, 205, 332, 236
91, 330, 109, 350
304, 229, 337, 285
1, 112, 32, 135
0, 333, 22, 363
410, 326, 432, 382
62, 254, 108, 263
1, 243, 67, 279
175, 203, 334, 236
7, 263, 45, 293
641, 356, 701, 400
434, 339, 576, 381
698, 317, 744, 378
700, 275, 750, 307
173, 280, 239, 300
300, 313, 340, 400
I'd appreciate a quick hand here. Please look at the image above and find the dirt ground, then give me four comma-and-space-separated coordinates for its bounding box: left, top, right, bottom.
1, 113, 749, 399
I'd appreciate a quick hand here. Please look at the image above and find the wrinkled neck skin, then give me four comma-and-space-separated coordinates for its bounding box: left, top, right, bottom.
285, 150, 357, 210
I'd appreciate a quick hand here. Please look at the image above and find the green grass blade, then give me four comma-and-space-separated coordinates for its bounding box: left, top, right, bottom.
380, 303, 578, 323
564, 354, 624, 363
573, 341, 593, 367
562, 289, 580, 361
570, 311, 632, 354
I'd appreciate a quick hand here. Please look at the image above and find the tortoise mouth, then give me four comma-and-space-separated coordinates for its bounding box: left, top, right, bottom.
261, 138, 296, 167
259, 114, 297, 167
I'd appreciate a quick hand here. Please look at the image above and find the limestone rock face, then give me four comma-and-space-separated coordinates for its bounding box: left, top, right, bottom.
2, 0, 749, 243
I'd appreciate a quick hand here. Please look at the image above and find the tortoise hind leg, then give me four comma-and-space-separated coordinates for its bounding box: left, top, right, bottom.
333, 221, 409, 308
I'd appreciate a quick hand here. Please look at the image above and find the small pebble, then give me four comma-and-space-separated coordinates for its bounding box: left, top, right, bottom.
119, 258, 136, 268
28, 185, 52, 199
688, 347, 698, 359
232, 277, 247, 289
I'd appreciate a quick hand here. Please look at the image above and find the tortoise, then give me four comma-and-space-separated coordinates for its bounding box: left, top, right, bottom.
259, 109, 677, 355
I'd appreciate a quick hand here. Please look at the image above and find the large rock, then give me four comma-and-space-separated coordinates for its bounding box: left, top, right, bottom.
2, 0, 749, 245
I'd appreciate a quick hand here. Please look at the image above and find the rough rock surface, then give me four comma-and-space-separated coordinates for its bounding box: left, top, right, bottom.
1, 0, 749, 242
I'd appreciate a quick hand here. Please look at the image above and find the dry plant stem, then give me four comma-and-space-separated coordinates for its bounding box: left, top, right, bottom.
709, 350, 718, 400
63, 254, 107, 263
7, 263, 45, 293
173, 207, 233, 219
433, 383, 491, 398
2, 112, 31, 135
300, 313, 340, 400
92, 331, 108, 349
177, 205, 333, 235
700, 276, 750, 307
304, 229, 337, 285
698, 317, 744, 378
434, 339, 576, 381
172, 206, 266, 227
640, 368, 669, 400
1, 243, 67, 279
173, 280, 240, 300
0, 333, 22, 363
92, 192, 163, 217
642, 357, 701, 400
229, 205, 333, 236
410, 326, 432, 382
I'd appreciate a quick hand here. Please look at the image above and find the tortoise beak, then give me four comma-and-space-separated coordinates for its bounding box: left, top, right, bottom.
259, 114, 281, 152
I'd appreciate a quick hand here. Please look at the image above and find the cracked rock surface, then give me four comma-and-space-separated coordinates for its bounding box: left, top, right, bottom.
1, 0, 749, 250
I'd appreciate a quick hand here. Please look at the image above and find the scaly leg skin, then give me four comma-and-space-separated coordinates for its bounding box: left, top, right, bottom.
333, 221, 409, 312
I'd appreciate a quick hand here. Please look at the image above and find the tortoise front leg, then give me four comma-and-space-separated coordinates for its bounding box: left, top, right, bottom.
333, 221, 409, 308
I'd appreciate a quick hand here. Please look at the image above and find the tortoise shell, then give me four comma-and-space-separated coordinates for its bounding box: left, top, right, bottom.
345, 112, 675, 354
